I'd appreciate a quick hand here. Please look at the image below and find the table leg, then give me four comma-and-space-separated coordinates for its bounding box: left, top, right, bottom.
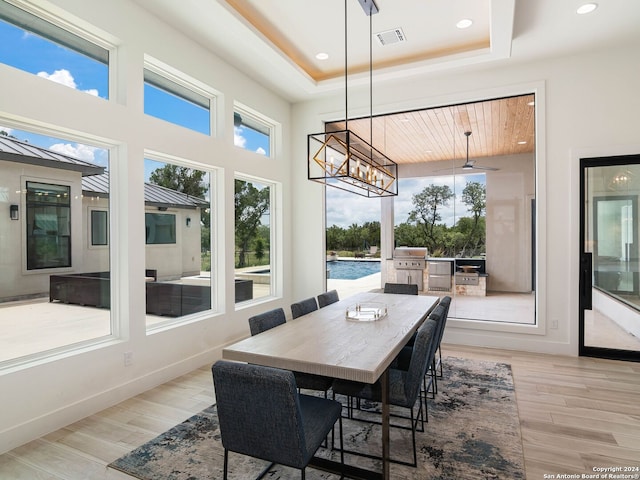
381, 369, 390, 479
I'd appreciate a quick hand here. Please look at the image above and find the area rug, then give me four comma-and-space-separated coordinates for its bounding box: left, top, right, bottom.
108, 357, 524, 479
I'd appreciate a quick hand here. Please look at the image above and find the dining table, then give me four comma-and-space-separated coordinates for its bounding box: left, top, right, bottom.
222, 290, 440, 479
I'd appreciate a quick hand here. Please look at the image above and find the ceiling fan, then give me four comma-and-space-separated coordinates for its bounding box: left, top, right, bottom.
437, 131, 499, 172
459, 131, 499, 171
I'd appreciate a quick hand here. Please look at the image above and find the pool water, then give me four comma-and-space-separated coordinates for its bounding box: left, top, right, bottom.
326, 260, 381, 280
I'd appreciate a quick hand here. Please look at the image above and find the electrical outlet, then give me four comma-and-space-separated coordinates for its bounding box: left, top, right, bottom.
124, 351, 133, 366
550, 318, 558, 329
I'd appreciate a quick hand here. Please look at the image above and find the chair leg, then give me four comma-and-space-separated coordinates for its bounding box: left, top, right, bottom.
301, 468, 305, 480
223, 449, 229, 480
339, 416, 345, 478
410, 408, 417, 468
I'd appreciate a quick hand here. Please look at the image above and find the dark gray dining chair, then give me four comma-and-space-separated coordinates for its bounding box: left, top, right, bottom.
212, 360, 343, 480
383, 282, 419, 295
433, 295, 452, 378
291, 297, 318, 319
317, 289, 339, 308
250, 305, 333, 395
248, 307, 286, 336
332, 319, 438, 467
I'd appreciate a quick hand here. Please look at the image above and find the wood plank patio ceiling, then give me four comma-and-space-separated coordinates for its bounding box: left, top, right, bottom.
326, 94, 535, 164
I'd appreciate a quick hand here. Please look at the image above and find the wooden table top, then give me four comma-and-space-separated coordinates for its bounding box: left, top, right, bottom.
223, 291, 439, 384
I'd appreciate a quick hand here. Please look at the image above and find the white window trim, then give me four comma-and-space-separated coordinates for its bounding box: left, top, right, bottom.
233, 102, 277, 158
144, 55, 219, 136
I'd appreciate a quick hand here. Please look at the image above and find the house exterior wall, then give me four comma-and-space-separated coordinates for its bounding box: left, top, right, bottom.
0, 160, 85, 301
0, 162, 202, 304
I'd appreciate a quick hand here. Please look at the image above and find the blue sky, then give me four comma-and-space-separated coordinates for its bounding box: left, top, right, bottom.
1, 17, 484, 229
0, 18, 267, 179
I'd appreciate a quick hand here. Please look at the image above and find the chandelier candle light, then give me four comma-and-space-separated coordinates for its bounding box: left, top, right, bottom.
307, 0, 398, 198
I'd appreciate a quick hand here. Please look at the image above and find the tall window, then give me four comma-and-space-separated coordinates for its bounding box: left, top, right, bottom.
26, 182, 71, 269
0, 0, 109, 98
144, 66, 212, 135
144, 158, 212, 325
90, 210, 108, 246
0, 126, 111, 365
235, 177, 272, 303
234, 106, 272, 157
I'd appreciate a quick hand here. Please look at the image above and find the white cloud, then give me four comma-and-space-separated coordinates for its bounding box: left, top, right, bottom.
234, 126, 246, 148
49, 142, 97, 162
37, 68, 100, 96
38, 69, 77, 88
0, 126, 13, 135
255, 147, 267, 155
326, 188, 381, 228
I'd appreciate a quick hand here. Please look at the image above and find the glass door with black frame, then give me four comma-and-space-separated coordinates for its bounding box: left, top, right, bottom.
580, 156, 640, 360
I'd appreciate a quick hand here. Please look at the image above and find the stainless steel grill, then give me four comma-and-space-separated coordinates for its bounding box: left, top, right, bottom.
392, 247, 428, 290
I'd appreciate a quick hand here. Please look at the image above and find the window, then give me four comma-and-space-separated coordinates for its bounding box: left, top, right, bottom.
0, 126, 111, 365
91, 210, 108, 246
145, 213, 176, 244
144, 67, 211, 134
235, 176, 272, 303
0, 0, 109, 98
144, 157, 212, 324
26, 181, 72, 270
234, 107, 272, 157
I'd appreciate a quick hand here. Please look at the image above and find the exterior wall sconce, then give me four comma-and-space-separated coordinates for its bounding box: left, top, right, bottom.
186, 217, 191, 227
10, 204, 19, 220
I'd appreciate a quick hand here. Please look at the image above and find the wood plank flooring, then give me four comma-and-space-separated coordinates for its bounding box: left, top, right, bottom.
1, 345, 638, 479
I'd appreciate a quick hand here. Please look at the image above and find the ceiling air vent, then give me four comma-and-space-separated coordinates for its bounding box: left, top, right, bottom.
375, 28, 406, 46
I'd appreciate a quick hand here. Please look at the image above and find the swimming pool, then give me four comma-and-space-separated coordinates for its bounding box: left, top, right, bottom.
326, 260, 381, 280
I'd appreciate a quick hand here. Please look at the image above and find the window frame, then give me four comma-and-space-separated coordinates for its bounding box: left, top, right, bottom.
143, 56, 218, 135
89, 208, 109, 247
0, 0, 115, 99
234, 173, 280, 307
25, 180, 72, 271
144, 212, 177, 245
233, 103, 275, 158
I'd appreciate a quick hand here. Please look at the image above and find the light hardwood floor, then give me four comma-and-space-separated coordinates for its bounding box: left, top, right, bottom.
1, 345, 639, 479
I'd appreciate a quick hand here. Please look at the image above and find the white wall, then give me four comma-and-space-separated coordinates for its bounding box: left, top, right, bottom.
291, 42, 640, 356
0, 0, 292, 454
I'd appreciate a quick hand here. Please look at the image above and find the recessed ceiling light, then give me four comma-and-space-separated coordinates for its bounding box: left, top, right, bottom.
518, 141, 527, 145
456, 18, 473, 29
527, 101, 535, 106
577, 3, 598, 14
315, 52, 329, 60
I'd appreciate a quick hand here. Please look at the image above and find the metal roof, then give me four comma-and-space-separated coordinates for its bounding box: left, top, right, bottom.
0, 135, 105, 176
82, 173, 208, 210
0, 136, 207, 210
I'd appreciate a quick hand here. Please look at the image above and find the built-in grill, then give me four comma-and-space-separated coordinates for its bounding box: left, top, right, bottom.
392, 247, 428, 291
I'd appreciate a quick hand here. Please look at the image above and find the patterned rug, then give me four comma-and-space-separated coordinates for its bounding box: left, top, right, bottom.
108, 357, 524, 479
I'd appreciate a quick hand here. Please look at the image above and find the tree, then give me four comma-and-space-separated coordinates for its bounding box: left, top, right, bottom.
407, 184, 454, 252
149, 164, 207, 198
235, 179, 270, 268
461, 181, 486, 229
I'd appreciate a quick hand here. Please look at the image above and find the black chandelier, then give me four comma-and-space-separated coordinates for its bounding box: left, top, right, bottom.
307, 0, 397, 198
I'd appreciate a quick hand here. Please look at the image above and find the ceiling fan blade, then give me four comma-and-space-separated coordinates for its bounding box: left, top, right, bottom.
468, 165, 499, 171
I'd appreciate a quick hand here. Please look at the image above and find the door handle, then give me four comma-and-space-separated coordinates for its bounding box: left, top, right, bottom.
580, 252, 592, 310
